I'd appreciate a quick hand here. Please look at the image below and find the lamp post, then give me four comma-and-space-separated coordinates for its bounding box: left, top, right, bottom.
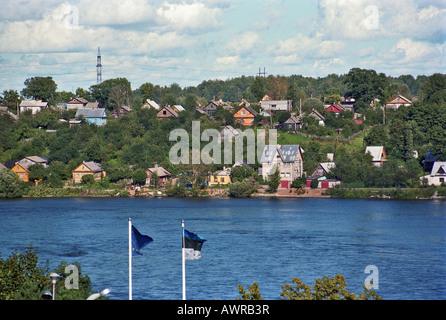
87, 288, 110, 300
49, 273, 60, 300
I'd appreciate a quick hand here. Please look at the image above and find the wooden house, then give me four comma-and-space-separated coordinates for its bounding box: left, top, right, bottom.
260, 99, 293, 112
19, 100, 48, 115
420, 161, 446, 186
143, 99, 161, 110
308, 108, 325, 126
365, 146, 386, 167
146, 163, 171, 186
202, 101, 218, 117
283, 115, 302, 131
310, 162, 336, 179
75, 108, 107, 126
233, 105, 258, 126
11, 162, 29, 182
157, 106, 178, 119
66, 97, 99, 110
385, 94, 412, 110
72, 161, 106, 183
325, 103, 344, 114
260, 145, 304, 189
110, 105, 131, 118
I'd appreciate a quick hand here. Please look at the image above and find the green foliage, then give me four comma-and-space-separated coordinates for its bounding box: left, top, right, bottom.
0, 168, 25, 198
0, 248, 96, 300
281, 274, 381, 300
21, 76, 57, 101
266, 168, 280, 193
0, 247, 48, 300
228, 178, 258, 198
81, 174, 95, 185
132, 169, 147, 186
237, 282, 263, 300
238, 274, 381, 300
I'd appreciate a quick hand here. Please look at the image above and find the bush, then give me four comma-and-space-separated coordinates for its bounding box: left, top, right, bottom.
310, 179, 319, 189
81, 174, 94, 185
229, 179, 258, 198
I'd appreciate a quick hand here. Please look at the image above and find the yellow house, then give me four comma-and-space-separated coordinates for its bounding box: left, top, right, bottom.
72, 161, 106, 183
11, 163, 29, 182
209, 167, 232, 186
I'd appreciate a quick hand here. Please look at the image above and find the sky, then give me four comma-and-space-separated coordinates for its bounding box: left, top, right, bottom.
0, 0, 445, 94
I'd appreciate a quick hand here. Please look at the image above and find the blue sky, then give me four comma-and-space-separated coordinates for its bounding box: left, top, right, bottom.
0, 0, 444, 94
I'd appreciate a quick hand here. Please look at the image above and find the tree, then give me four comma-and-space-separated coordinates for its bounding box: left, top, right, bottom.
0, 168, 25, 198
237, 282, 263, 300
228, 179, 258, 198
250, 76, 265, 102
1, 89, 21, 112
266, 75, 288, 100
139, 82, 154, 101
280, 274, 381, 300
21, 77, 57, 102
267, 166, 281, 193
418, 73, 446, 103
90, 78, 131, 111
28, 164, 48, 186
344, 68, 389, 106
81, 174, 94, 185
132, 169, 147, 186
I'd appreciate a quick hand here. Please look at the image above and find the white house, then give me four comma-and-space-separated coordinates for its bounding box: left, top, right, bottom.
19, 100, 48, 115
365, 146, 387, 167
420, 161, 446, 186
260, 99, 293, 112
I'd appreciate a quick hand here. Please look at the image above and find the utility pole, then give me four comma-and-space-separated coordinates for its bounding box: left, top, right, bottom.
96, 47, 102, 85
258, 67, 266, 78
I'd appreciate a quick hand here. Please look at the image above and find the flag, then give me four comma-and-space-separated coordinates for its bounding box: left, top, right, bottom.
183, 229, 206, 260
131, 225, 153, 256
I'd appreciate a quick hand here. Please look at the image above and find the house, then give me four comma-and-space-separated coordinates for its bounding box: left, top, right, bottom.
219, 125, 241, 142
171, 105, 185, 113
385, 94, 412, 109
146, 163, 171, 186
420, 161, 446, 186
325, 103, 344, 114
66, 97, 99, 110
11, 162, 30, 182
72, 161, 106, 183
156, 106, 178, 119
260, 145, 304, 189
209, 167, 232, 186
11, 156, 49, 182
260, 99, 292, 112
310, 162, 336, 179
19, 100, 48, 115
19, 156, 48, 168
110, 105, 131, 118
365, 146, 386, 167
283, 115, 303, 131
233, 105, 258, 126
143, 99, 161, 110
308, 108, 325, 126
202, 101, 218, 117
75, 108, 107, 126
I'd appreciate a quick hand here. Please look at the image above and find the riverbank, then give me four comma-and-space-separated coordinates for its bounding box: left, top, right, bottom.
19, 184, 446, 200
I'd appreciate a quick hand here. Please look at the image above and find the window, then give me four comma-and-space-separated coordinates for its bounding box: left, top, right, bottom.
241, 110, 246, 115
81, 166, 84, 170
220, 177, 225, 182
440, 178, 444, 183
20, 173, 25, 179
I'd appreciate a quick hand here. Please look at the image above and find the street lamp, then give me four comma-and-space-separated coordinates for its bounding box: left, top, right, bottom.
49, 273, 60, 300
87, 288, 111, 300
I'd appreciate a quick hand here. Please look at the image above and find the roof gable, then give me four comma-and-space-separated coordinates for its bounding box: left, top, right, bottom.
431, 162, 446, 176
387, 94, 412, 105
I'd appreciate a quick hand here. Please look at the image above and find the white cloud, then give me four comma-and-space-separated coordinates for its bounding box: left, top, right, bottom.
271, 33, 344, 64
225, 31, 262, 56
157, 1, 224, 32
389, 38, 445, 64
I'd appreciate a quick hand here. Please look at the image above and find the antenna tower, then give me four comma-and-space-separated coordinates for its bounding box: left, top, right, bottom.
96, 47, 102, 84
258, 67, 266, 78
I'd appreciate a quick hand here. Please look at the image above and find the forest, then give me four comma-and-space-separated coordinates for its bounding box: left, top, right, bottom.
0, 68, 445, 196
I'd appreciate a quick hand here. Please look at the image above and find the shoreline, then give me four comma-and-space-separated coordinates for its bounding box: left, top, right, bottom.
18, 186, 446, 201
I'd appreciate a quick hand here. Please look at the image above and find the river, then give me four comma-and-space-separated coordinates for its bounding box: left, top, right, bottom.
0, 197, 445, 300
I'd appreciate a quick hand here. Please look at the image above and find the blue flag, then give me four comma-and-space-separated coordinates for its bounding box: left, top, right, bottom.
131, 225, 153, 256
183, 229, 206, 260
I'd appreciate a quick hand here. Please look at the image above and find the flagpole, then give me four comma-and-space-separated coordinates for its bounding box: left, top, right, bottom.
129, 218, 132, 300
182, 219, 186, 300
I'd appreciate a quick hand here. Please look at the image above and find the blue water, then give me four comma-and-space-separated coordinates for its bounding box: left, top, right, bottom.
0, 197, 445, 300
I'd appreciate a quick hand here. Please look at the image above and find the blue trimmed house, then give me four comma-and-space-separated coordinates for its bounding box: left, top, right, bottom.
75, 108, 107, 126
